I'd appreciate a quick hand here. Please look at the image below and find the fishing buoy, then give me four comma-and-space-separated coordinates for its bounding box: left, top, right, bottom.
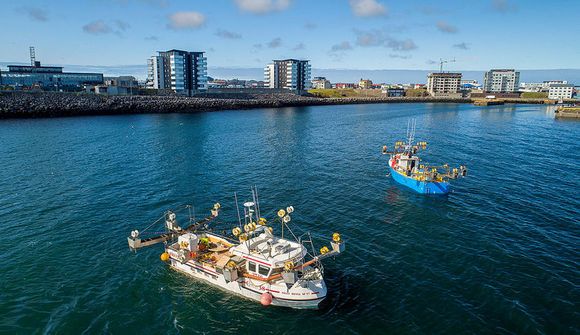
160, 252, 170, 261
260, 292, 273, 306
332, 232, 341, 242
277, 209, 286, 218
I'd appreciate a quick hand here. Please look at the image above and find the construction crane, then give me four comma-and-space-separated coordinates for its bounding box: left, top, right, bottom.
439, 58, 456, 73
29, 46, 36, 66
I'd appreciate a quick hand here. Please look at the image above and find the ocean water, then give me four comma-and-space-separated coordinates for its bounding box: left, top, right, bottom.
0, 103, 578, 334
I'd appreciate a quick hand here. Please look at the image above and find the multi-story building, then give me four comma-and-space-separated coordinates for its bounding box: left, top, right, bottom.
358, 79, 373, 89
548, 84, 574, 100
264, 59, 311, 91
147, 49, 207, 95
0, 63, 103, 91
311, 76, 331, 89
483, 69, 520, 93
426, 72, 462, 97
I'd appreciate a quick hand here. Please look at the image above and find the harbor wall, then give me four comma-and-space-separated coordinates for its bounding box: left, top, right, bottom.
0, 91, 560, 119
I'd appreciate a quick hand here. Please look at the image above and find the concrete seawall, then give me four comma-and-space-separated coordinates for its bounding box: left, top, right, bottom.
0, 91, 550, 119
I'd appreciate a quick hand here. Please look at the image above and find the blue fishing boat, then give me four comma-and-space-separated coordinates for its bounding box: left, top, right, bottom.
382, 120, 467, 195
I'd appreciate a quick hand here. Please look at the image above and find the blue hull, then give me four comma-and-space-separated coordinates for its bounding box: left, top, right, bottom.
389, 167, 450, 195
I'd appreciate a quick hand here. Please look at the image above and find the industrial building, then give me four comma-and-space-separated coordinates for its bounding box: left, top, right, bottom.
0, 48, 103, 91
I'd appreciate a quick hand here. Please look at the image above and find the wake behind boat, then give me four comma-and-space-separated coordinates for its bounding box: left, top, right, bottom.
127, 188, 345, 309
382, 120, 467, 195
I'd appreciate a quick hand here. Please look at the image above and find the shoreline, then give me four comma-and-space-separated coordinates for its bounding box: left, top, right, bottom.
0, 91, 558, 119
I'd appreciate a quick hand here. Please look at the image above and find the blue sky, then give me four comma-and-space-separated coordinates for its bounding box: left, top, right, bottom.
1, 0, 579, 71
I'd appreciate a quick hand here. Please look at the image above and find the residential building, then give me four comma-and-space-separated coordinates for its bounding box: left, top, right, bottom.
312, 76, 331, 89
519, 82, 546, 93
358, 79, 373, 89
147, 49, 207, 95
483, 69, 520, 93
0, 63, 102, 91
544, 80, 567, 88
426, 72, 462, 98
548, 84, 574, 100
264, 59, 311, 91
334, 83, 356, 89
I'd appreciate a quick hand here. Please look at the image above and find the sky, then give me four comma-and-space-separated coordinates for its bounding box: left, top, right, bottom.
1, 0, 579, 74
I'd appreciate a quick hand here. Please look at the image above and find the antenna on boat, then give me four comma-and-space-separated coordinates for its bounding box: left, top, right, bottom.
406, 118, 416, 149
254, 185, 261, 219
234, 192, 242, 228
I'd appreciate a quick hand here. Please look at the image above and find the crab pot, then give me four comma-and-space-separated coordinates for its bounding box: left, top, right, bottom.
224, 268, 238, 282
331, 241, 345, 253
282, 271, 298, 284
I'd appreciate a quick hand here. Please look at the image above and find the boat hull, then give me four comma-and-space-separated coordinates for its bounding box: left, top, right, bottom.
168, 256, 326, 309
389, 166, 450, 195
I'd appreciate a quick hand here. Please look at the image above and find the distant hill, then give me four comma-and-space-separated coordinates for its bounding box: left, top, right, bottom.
2, 62, 579, 84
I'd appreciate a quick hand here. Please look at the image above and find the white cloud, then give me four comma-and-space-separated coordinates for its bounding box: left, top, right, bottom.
215, 29, 242, 39
349, 0, 387, 17
330, 41, 353, 52
167, 11, 205, 30
436, 21, 458, 33
83, 20, 112, 34
234, 0, 291, 14
17, 7, 48, 22
354, 29, 417, 51
267, 37, 282, 48
292, 43, 305, 50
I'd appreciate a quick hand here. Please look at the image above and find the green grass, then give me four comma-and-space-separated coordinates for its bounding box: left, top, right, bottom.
521, 92, 548, 99
308, 89, 356, 98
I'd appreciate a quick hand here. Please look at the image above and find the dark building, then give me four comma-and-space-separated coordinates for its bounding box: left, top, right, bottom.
264, 59, 311, 91
0, 63, 103, 91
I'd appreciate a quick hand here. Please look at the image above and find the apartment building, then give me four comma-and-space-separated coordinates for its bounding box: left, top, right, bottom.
483, 69, 520, 93
426, 72, 462, 98
147, 49, 207, 95
264, 59, 311, 91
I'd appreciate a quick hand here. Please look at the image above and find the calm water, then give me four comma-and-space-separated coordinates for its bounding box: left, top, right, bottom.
0, 103, 578, 334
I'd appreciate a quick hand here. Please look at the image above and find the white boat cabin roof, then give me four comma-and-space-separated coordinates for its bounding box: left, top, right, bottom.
230, 232, 306, 268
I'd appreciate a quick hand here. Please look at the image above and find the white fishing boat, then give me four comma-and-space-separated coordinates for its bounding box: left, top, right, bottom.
127, 188, 345, 309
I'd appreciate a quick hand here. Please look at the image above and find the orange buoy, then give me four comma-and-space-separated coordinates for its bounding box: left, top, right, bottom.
160, 252, 170, 262
260, 292, 273, 306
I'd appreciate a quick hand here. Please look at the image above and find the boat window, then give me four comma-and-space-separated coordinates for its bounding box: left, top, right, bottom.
248, 261, 256, 272
258, 265, 270, 277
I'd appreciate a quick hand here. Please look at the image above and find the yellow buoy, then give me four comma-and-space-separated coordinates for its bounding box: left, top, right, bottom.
160, 252, 170, 261
277, 209, 286, 218
258, 217, 267, 225
332, 232, 341, 242
232, 227, 241, 237
320, 246, 330, 255
284, 260, 294, 271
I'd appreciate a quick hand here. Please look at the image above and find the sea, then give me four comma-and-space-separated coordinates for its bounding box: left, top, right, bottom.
0, 103, 578, 334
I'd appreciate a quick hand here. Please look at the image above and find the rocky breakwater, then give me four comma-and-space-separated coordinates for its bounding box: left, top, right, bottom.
0, 91, 471, 119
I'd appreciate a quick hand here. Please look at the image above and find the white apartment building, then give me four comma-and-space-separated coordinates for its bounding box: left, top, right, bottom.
147, 49, 207, 95
483, 69, 520, 93
426, 72, 462, 98
548, 84, 574, 100
311, 77, 331, 89
264, 59, 311, 91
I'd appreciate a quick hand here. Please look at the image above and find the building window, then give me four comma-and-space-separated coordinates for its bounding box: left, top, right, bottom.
258, 265, 270, 277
